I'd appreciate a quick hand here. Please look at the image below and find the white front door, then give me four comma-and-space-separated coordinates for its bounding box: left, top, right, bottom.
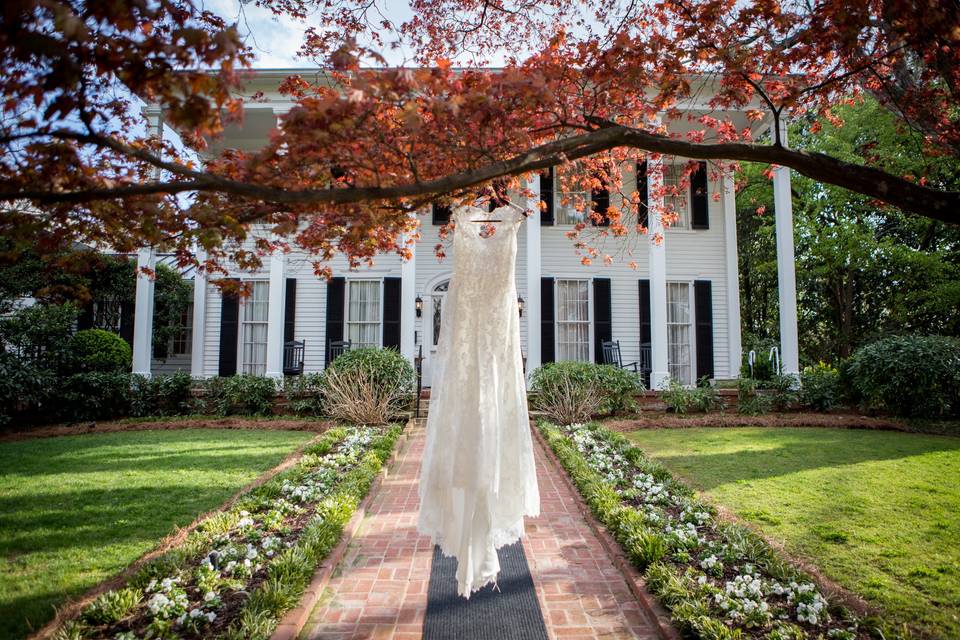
423, 279, 449, 387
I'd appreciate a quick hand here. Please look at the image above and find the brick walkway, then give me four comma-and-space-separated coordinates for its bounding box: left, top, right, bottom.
301, 423, 662, 640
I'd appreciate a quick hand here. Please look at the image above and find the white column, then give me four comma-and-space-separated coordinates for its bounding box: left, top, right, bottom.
525, 174, 542, 381
400, 222, 417, 362
771, 120, 800, 377
190, 250, 208, 378
264, 251, 286, 379
722, 168, 743, 378
647, 156, 669, 389
132, 247, 156, 377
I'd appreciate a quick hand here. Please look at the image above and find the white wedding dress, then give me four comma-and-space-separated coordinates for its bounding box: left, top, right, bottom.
417, 203, 540, 598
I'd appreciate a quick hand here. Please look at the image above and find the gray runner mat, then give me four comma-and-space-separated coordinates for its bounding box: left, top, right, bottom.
423, 542, 549, 640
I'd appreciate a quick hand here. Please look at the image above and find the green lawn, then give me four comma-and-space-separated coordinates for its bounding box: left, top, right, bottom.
627, 427, 960, 638
0, 428, 313, 639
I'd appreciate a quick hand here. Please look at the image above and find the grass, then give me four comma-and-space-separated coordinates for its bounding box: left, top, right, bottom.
0, 428, 313, 639
626, 426, 960, 638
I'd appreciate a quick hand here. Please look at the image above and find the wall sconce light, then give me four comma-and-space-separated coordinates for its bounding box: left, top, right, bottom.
518, 296, 525, 317
415, 295, 423, 318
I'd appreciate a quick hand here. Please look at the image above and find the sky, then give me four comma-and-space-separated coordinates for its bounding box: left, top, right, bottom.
202, 0, 419, 68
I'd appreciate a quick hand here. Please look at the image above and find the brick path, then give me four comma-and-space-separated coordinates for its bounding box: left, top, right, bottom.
301, 423, 662, 640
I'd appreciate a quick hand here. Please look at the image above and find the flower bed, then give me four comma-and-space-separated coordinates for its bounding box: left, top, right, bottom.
538, 421, 876, 640
55, 424, 402, 640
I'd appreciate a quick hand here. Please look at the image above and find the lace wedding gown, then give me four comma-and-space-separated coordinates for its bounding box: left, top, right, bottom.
417, 203, 540, 598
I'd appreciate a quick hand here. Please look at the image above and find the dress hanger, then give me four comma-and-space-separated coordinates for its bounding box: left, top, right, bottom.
469, 202, 525, 223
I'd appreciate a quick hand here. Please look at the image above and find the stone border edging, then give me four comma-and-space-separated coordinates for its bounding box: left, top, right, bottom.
29, 431, 329, 640
531, 424, 681, 640
269, 420, 414, 640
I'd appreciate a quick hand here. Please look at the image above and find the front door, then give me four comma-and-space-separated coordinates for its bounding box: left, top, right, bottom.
423, 279, 449, 387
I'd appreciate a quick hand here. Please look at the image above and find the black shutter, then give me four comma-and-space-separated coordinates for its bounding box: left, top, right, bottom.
432, 203, 452, 225
639, 279, 652, 388
691, 161, 709, 229
283, 278, 296, 344
325, 277, 345, 367
78, 302, 94, 330
540, 277, 555, 364
593, 278, 612, 364
217, 279, 240, 377
637, 161, 649, 229
539, 168, 554, 226
694, 280, 714, 381
119, 301, 134, 346
591, 182, 610, 227
382, 277, 402, 350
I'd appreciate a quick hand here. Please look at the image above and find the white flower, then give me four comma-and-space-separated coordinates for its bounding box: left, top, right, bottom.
206, 612, 217, 622
147, 593, 171, 615
204, 591, 217, 602
700, 554, 718, 570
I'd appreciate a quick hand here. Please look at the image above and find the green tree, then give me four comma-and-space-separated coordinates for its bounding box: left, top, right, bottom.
737, 97, 960, 364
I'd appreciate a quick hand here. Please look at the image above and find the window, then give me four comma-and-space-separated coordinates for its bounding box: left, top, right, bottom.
170, 303, 193, 356
93, 298, 123, 333
346, 280, 381, 348
667, 282, 693, 384
554, 166, 589, 225
556, 279, 590, 361
431, 280, 449, 347
240, 281, 269, 375
663, 164, 690, 229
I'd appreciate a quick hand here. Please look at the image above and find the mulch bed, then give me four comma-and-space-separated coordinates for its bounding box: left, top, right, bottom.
0, 417, 333, 444
601, 411, 908, 432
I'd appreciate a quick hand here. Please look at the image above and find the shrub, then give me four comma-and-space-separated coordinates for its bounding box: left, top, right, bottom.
321, 348, 415, 424
0, 352, 56, 426
530, 361, 644, 424
737, 377, 772, 415
283, 373, 325, 416
800, 362, 842, 411
660, 377, 724, 414
765, 373, 799, 410
57, 372, 131, 421
846, 335, 960, 418
327, 348, 416, 396
195, 375, 277, 416
0, 302, 77, 372
130, 372, 193, 417
70, 328, 131, 373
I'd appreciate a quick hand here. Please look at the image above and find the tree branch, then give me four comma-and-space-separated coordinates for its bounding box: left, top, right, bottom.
4, 126, 957, 225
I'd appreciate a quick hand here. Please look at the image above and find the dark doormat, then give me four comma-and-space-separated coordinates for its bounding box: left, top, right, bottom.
423, 542, 549, 640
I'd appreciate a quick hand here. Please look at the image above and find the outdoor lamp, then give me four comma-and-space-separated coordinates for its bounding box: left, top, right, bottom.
415, 295, 423, 317
518, 296, 525, 317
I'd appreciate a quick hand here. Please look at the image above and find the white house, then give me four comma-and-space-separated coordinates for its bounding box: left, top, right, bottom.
134, 69, 801, 389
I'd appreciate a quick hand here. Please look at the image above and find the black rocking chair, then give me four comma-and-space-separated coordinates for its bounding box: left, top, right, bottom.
601, 340, 639, 372
283, 340, 305, 376
325, 339, 352, 368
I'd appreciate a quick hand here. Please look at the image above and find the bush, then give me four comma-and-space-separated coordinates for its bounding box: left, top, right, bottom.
327, 348, 416, 396
0, 303, 77, 372
800, 362, 842, 411
530, 361, 644, 424
70, 329, 131, 373
130, 372, 193, 417
846, 335, 960, 418
660, 377, 725, 414
321, 348, 415, 424
57, 372, 131, 421
283, 373, 325, 416
195, 375, 277, 416
0, 352, 56, 426
737, 377, 773, 415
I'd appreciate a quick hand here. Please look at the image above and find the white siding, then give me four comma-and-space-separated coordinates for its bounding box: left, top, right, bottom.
193, 171, 736, 381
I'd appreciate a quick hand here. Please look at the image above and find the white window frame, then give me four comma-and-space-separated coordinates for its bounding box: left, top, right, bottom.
554, 278, 593, 362
238, 280, 269, 376
666, 281, 697, 385
552, 165, 590, 226
663, 163, 692, 231
169, 302, 193, 356
345, 278, 383, 349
